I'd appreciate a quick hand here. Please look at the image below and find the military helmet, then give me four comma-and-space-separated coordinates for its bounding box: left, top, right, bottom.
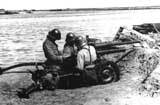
48, 29, 61, 40
66, 32, 76, 43
75, 35, 87, 48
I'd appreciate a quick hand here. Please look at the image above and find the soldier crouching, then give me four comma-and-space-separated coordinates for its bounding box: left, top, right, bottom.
17, 29, 68, 98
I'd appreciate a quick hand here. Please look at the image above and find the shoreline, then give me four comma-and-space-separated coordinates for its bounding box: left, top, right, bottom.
1, 5, 160, 15
44, 5, 160, 11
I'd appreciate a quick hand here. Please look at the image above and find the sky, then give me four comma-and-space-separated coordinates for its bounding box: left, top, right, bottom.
1, 0, 160, 10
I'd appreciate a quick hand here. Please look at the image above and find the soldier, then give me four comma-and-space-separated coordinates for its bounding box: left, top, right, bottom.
63, 32, 77, 58
74, 36, 98, 86
42, 29, 70, 89
62, 32, 77, 71
43, 29, 63, 67
58, 32, 77, 88
17, 29, 68, 98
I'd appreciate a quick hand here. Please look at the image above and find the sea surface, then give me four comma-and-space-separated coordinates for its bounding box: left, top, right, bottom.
0, 9, 160, 66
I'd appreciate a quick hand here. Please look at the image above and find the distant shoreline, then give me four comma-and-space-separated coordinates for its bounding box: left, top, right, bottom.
1, 5, 160, 15
34, 5, 160, 11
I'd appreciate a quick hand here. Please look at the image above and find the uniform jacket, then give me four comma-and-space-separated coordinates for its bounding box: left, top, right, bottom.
62, 43, 77, 68
76, 45, 97, 70
63, 43, 77, 57
43, 36, 63, 66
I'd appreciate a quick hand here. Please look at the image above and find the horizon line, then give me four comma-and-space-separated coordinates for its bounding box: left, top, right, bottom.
1, 5, 160, 11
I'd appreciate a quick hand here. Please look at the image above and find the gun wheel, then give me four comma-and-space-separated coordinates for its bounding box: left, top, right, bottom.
100, 67, 117, 84
97, 61, 120, 84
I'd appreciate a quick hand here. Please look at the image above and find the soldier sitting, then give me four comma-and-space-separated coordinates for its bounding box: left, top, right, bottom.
74, 36, 98, 86
62, 32, 77, 72
17, 29, 69, 98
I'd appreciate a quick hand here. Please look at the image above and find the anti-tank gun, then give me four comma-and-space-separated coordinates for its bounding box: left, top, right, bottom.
0, 35, 142, 98
86, 36, 142, 83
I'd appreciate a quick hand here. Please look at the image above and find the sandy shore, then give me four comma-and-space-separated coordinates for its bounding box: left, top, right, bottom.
0, 47, 160, 105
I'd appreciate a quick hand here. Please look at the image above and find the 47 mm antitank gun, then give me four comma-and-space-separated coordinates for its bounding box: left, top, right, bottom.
0, 38, 141, 98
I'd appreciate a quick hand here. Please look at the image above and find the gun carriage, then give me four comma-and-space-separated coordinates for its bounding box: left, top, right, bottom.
0, 35, 141, 98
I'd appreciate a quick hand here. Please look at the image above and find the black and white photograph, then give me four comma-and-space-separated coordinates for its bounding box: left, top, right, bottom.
0, 0, 160, 104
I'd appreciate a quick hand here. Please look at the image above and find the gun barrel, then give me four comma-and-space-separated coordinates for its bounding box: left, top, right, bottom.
89, 41, 141, 49
97, 48, 126, 55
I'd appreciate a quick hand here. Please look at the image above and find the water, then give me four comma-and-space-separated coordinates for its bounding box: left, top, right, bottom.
0, 9, 160, 66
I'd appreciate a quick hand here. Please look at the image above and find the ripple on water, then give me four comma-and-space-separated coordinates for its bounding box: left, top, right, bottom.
1, 9, 160, 66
